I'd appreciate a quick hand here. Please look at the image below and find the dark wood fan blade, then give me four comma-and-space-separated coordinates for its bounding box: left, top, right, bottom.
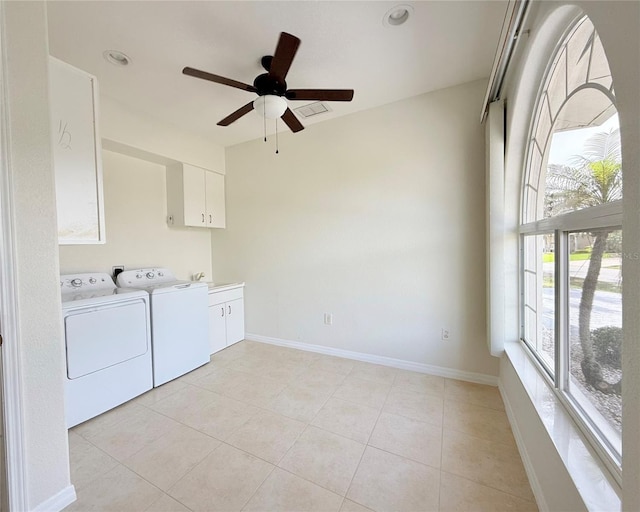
217, 101, 255, 126
281, 108, 304, 133
268, 32, 301, 82
286, 89, 354, 101
183, 67, 257, 93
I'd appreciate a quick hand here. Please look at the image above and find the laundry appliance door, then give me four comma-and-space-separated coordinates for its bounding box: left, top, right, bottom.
65, 299, 149, 379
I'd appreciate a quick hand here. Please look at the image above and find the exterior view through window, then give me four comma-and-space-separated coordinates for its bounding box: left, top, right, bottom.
520, 15, 622, 471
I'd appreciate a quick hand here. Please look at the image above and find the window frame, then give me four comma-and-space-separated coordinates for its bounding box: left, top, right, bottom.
519, 211, 622, 483
518, 13, 623, 484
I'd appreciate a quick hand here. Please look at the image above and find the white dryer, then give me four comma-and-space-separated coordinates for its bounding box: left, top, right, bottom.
117, 268, 209, 386
61, 273, 152, 428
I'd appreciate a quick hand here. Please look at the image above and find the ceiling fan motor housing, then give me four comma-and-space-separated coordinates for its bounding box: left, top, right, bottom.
253, 71, 287, 96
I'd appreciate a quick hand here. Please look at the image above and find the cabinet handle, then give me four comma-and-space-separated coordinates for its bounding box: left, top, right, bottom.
209, 214, 212, 223
221, 307, 224, 317
228, 305, 231, 315
202, 213, 205, 223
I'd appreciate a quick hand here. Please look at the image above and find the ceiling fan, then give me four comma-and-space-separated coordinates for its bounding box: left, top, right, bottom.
182, 32, 354, 133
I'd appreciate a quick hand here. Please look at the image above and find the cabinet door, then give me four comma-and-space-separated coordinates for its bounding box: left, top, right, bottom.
205, 171, 226, 228
50, 57, 105, 244
209, 303, 227, 355
183, 165, 206, 227
225, 298, 244, 345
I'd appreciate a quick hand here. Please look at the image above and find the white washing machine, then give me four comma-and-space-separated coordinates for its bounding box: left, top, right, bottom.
117, 268, 209, 386
61, 273, 152, 428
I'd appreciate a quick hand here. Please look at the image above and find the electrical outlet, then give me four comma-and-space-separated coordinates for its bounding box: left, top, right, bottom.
441, 328, 450, 341
324, 313, 333, 326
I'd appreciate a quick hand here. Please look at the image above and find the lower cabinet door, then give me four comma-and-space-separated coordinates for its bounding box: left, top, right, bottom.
209, 303, 227, 354
225, 298, 245, 345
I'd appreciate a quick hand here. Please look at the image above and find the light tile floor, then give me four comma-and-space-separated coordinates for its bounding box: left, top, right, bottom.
66, 341, 538, 512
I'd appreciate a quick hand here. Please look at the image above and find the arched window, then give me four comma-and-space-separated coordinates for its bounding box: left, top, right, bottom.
520, 15, 622, 472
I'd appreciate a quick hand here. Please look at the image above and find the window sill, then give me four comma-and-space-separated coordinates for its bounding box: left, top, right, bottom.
502, 340, 620, 511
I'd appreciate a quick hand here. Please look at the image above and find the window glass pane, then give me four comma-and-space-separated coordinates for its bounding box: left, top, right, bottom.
545, 109, 621, 218
588, 34, 611, 84
522, 234, 555, 373
566, 228, 622, 453
536, 97, 552, 144
523, 15, 619, 224
565, 19, 593, 92
546, 50, 567, 118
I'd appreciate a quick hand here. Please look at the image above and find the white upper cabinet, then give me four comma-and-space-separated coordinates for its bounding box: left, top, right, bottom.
49, 57, 105, 244
183, 164, 207, 226
205, 171, 226, 228
167, 163, 226, 229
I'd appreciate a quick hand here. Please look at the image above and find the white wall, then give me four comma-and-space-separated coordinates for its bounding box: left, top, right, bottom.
500, 1, 640, 510
3, 1, 71, 508
59, 150, 213, 281
213, 79, 499, 378
100, 95, 225, 173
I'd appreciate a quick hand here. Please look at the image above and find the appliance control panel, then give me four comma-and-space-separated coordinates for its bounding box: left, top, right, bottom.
116, 268, 176, 287
60, 273, 115, 291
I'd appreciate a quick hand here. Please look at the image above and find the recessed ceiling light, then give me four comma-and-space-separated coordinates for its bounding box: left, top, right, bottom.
383, 4, 413, 27
103, 50, 131, 67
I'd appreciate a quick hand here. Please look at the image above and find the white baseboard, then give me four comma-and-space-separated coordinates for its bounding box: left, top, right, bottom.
32, 484, 76, 512
246, 333, 499, 386
498, 382, 547, 512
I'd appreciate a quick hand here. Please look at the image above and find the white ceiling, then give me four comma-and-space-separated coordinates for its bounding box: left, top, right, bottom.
47, 1, 507, 147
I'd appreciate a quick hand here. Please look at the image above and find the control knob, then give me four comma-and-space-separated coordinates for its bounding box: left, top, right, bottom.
146, 272, 155, 279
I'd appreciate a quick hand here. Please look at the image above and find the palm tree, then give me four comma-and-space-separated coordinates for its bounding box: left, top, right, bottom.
546, 128, 622, 394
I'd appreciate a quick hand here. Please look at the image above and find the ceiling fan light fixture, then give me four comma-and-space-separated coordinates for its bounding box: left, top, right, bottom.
253, 95, 287, 119
383, 4, 413, 27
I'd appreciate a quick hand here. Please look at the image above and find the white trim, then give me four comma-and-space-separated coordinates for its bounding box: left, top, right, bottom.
32, 485, 76, 512
503, 341, 620, 511
519, 200, 622, 234
498, 380, 548, 512
0, 2, 28, 510
246, 333, 499, 386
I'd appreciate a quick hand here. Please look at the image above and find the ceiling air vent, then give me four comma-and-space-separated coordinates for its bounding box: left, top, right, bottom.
293, 102, 332, 118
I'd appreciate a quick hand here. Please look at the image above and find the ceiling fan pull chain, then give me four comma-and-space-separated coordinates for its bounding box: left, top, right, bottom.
275, 118, 279, 154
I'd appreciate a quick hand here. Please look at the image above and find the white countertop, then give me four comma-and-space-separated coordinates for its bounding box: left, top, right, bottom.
206, 282, 244, 293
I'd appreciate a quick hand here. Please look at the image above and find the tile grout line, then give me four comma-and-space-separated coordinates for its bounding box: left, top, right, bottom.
439, 469, 539, 505
69, 341, 518, 511
339, 367, 397, 510
237, 459, 278, 512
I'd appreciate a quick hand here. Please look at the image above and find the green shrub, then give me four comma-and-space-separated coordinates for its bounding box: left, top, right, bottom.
591, 326, 622, 368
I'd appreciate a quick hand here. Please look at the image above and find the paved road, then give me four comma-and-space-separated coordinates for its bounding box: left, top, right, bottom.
542, 257, 622, 284
542, 287, 622, 331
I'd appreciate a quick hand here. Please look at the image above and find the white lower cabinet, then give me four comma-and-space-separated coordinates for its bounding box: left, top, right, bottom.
208, 284, 245, 355
209, 303, 227, 354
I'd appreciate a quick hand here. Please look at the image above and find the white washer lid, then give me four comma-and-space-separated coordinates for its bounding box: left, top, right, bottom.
133, 280, 206, 294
